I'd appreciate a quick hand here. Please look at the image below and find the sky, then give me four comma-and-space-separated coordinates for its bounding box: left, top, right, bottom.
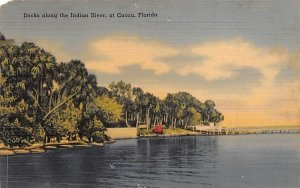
0, 0, 299, 127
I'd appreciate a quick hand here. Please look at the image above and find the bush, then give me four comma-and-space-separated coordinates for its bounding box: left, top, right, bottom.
92, 131, 105, 143
153, 124, 164, 134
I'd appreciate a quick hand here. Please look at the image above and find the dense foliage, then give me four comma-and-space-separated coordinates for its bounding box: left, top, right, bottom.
107, 81, 224, 130
0, 33, 223, 147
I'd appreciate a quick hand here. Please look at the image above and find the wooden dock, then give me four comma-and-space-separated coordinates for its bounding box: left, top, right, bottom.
189, 126, 300, 136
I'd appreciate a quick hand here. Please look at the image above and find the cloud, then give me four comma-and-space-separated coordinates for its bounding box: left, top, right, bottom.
180, 38, 287, 81
169, 38, 292, 108
85, 35, 177, 74
170, 38, 298, 126
276, 50, 300, 82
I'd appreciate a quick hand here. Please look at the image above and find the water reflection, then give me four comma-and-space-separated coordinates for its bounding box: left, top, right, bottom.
0, 135, 299, 188
136, 136, 218, 187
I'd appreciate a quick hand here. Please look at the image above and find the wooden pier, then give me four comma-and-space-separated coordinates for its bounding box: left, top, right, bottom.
189, 126, 300, 136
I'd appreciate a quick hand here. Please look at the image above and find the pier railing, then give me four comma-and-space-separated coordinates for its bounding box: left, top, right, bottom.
188, 126, 300, 135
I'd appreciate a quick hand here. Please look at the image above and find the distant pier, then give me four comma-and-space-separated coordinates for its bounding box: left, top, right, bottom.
189, 126, 300, 136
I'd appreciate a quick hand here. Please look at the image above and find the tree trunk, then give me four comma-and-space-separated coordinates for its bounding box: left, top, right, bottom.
165, 114, 168, 124
174, 118, 177, 129
136, 118, 139, 136
41, 121, 47, 145
136, 113, 139, 128
43, 134, 47, 145
170, 116, 174, 129
185, 115, 190, 129
43, 93, 77, 120
146, 108, 150, 131
153, 116, 157, 128
125, 110, 129, 127
44, 134, 50, 144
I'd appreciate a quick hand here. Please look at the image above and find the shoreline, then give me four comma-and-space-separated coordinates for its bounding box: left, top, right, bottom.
1, 128, 300, 157
139, 128, 300, 138
0, 140, 113, 157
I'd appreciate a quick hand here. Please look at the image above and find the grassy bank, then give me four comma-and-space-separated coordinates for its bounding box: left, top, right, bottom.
139, 128, 201, 137
139, 127, 300, 137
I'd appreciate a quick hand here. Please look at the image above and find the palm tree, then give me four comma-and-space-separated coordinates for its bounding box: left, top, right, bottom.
0, 36, 19, 88
109, 81, 133, 127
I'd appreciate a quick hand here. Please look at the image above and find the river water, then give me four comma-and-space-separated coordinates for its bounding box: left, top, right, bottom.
0, 134, 300, 188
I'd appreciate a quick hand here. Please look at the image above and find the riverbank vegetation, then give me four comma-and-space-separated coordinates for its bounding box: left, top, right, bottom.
139, 127, 200, 137
0, 33, 224, 148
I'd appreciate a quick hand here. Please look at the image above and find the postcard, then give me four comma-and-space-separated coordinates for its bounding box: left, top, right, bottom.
0, 0, 299, 187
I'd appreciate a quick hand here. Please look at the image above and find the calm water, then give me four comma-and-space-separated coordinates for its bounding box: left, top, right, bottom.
0, 134, 300, 188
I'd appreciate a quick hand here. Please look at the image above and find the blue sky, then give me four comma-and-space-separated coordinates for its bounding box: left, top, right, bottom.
0, 0, 299, 127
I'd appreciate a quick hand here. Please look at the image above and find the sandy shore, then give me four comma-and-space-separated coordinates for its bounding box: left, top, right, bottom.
0, 150, 14, 156
106, 127, 138, 139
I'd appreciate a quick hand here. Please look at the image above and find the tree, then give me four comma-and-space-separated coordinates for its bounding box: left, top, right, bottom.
77, 115, 105, 142
55, 60, 98, 115
0, 98, 33, 146
187, 107, 202, 128
142, 92, 159, 130
0, 37, 36, 145
94, 96, 122, 127
76, 95, 121, 142
46, 101, 81, 141
44, 60, 98, 142
1, 36, 100, 143
132, 87, 144, 127
202, 100, 215, 125
109, 81, 133, 127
